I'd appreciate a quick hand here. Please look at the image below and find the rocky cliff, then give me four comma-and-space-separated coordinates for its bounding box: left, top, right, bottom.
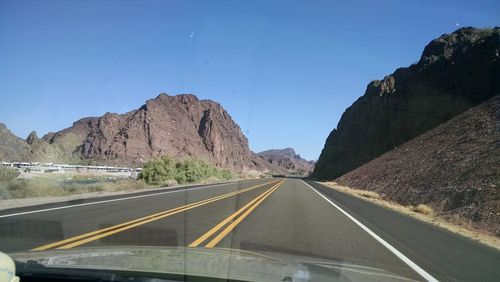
257, 148, 314, 175
0, 123, 30, 161
335, 96, 500, 234
22, 93, 269, 171
313, 27, 500, 179
79, 94, 259, 169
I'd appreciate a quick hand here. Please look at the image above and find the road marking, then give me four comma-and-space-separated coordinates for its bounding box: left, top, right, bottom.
0, 180, 261, 219
205, 181, 282, 248
187, 185, 275, 247
31, 180, 281, 250
301, 180, 438, 282
190, 179, 285, 248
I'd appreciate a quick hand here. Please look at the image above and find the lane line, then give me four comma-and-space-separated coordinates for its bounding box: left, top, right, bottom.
32, 188, 247, 251
189, 179, 285, 247
32, 180, 280, 250
0, 180, 264, 219
204, 179, 285, 248
301, 180, 438, 282
188, 186, 273, 247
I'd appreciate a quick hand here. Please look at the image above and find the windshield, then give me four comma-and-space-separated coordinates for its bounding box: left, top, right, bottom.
1, 1, 499, 281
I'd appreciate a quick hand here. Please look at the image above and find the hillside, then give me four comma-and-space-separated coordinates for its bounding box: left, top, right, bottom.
0, 123, 30, 161
257, 148, 314, 175
1, 93, 308, 174
19, 94, 267, 171
313, 27, 500, 179
0, 94, 261, 171
335, 96, 500, 234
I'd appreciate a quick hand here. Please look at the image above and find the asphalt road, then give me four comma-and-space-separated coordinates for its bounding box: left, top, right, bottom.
1, 178, 499, 281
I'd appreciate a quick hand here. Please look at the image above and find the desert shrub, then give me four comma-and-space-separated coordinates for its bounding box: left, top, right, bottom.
175, 159, 203, 184
139, 156, 234, 185
0, 167, 20, 182
175, 159, 218, 184
218, 169, 232, 180
139, 156, 177, 185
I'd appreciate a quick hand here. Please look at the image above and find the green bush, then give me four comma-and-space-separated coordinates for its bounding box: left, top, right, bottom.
138, 156, 177, 185
218, 169, 232, 180
0, 167, 20, 182
139, 156, 234, 185
176, 159, 209, 184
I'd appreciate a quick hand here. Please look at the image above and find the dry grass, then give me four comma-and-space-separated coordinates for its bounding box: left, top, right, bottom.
320, 181, 500, 251
410, 204, 434, 215
358, 190, 382, 199
0, 171, 243, 201
324, 182, 381, 199
0, 174, 153, 200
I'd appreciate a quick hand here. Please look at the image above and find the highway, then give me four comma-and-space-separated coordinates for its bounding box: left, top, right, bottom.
1, 178, 499, 281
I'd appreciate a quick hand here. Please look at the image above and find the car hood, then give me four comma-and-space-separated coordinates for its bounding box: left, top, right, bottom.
10, 246, 415, 282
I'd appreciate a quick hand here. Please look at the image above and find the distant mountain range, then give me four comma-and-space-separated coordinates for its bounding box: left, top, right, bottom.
0, 94, 305, 175
257, 148, 314, 175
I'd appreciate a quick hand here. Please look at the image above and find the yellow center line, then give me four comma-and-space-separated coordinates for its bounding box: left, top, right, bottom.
205, 181, 283, 248
31, 179, 281, 251
188, 179, 285, 247
189, 179, 286, 248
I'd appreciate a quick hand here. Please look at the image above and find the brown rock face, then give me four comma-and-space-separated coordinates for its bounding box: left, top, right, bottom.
32, 93, 264, 170
335, 96, 500, 234
313, 27, 500, 179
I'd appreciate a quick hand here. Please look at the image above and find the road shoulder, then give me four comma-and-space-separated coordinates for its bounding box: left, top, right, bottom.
0, 179, 260, 215
307, 180, 500, 281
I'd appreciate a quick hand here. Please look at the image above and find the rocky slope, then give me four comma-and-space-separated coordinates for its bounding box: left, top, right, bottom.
313, 27, 500, 179
0, 123, 30, 161
257, 148, 314, 175
77, 93, 259, 170
4, 93, 272, 172
335, 96, 500, 234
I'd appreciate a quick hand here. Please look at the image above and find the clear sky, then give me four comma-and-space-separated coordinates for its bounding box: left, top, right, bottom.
0, 0, 498, 161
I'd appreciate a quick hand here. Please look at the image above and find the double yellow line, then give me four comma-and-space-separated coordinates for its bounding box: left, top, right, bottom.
189, 179, 286, 248
32, 180, 281, 251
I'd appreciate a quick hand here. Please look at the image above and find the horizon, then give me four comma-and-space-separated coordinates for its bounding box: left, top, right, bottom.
1, 0, 499, 160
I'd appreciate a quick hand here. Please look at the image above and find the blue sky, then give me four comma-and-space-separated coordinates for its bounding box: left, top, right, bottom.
0, 0, 498, 161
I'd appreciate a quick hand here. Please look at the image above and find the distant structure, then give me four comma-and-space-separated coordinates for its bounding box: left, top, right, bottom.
1, 161, 142, 176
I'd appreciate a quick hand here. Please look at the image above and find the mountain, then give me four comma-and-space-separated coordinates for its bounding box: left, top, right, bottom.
3, 93, 275, 172
313, 27, 500, 179
257, 148, 314, 175
335, 96, 500, 234
0, 123, 30, 161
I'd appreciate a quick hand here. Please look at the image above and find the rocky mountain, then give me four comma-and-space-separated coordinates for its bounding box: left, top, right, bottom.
335, 96, 500, 234
257, 148, 314, 175
2, 93, 277, 172
313, 27, 500, 179
0, 123, 30, 161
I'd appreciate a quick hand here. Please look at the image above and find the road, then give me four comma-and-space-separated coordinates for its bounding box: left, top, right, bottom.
1, 178, 499, 281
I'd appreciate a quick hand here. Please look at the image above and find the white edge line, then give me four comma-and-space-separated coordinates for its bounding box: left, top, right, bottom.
0, 181, 254, 219
301, 180, 438, 282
